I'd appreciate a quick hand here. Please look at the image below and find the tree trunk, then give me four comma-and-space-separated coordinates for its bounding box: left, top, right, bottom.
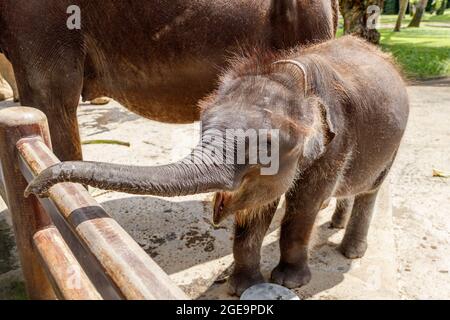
340, 0, 384, 44
395, 0, 410, 31
437, 0, 448, 15
410, 4, 416, 17
408, 0, 429, 27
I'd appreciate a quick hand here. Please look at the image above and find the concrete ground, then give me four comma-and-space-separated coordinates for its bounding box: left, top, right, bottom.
0, 80, 448, 300
389, 79, 450, 299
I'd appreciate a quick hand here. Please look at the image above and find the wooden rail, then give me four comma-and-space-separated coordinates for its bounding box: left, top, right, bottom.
0, 107, 188, 300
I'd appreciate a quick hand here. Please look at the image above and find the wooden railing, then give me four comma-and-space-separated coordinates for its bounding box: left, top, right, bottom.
0, 107, 188, 300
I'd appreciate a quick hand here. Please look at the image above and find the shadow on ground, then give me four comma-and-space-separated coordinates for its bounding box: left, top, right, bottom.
99, 194, 352, 299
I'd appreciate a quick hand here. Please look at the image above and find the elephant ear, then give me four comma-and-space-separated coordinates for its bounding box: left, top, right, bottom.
303, 97, 336, 161
267, 111, 304, 155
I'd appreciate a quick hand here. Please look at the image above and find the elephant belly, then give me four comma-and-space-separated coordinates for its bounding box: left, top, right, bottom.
84, 59, 220, 124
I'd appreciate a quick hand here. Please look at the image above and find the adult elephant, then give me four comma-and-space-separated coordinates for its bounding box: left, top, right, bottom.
0, 0, 338, 161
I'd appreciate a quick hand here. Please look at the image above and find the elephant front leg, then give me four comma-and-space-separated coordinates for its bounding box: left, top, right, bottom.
228, 199, 280, 296
271, 180, 335, 289
330, 197, 355, 229
271, 207, 317, 289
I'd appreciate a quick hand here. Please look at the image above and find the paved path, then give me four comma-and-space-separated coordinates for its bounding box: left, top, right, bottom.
0, 79, 448, 299
390, 79, 450, 299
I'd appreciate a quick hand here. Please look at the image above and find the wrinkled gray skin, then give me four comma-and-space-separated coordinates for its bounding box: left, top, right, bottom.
26, 36, 410, 296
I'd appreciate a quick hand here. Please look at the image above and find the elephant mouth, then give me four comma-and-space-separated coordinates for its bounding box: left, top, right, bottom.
213, 192, 231, 225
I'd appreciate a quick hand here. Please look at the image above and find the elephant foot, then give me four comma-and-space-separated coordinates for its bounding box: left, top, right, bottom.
227, 269, 265, 297
271, 262, 311, 289
339, 239, 368, 259
90, 97, 111, 105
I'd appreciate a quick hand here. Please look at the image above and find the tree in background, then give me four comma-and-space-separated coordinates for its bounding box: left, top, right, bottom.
384, 0, 400, 13
428, 0, 437, 13
340, 0, 385, 44
409, 0, 430, 26
436, 0, 448, 14
395, 0, 410, 31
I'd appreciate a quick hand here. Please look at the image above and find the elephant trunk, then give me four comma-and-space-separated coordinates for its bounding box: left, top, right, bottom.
25, 145, 237, 198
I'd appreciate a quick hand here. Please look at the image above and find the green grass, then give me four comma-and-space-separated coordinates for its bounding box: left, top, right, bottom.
338, 12, 450, 79
380, 26, 450, 79
380, 12, 450, 24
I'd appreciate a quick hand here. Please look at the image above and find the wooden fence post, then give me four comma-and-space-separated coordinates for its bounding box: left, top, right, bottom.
0, 107, 56, 299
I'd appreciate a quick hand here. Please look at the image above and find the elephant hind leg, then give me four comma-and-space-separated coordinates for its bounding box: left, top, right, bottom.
339, 190, 379, 259
339, 157, 395, 259
330, 197, 355, 229
14, 53, 85, 161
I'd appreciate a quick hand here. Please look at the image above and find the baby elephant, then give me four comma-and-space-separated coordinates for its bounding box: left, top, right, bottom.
26, 36, 409, 296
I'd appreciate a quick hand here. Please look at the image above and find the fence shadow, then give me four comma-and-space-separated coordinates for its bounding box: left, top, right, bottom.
99, 195, 236, 275
99, 195, 353, 299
